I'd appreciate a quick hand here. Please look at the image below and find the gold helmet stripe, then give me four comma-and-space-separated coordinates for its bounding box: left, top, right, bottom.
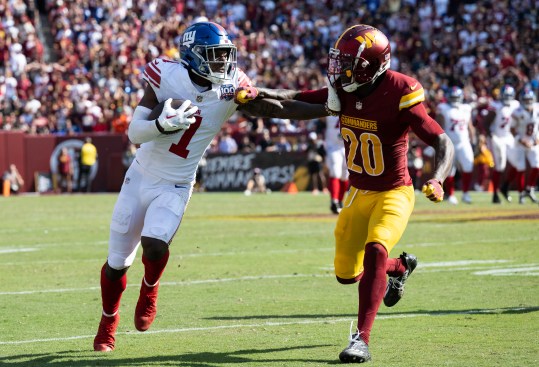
334, 25, 365, 48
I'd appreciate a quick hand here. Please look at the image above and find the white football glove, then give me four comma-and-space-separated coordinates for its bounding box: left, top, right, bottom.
157, 98, 198, 133
325, 77, 341, 116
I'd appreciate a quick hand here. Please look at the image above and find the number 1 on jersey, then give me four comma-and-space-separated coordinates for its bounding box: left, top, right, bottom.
169, 116, 202, 158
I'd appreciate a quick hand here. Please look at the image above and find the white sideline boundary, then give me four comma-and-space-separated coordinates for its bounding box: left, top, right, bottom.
0, 306, 533, 346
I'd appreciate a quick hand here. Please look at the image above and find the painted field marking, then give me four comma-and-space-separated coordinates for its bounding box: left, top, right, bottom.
0, 274, 330, 295
2, 261, 538, 296
473, 266, 539, 276
0, 306, 535, 346
0, 248, 38, 254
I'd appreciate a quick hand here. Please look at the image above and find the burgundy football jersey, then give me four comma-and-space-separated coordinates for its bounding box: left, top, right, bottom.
297, 70, 444, 191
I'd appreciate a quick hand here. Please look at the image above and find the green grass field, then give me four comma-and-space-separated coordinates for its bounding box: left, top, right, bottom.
1, 191, 538, 367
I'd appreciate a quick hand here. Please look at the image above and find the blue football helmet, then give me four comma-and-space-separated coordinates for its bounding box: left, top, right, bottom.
520, 88, 536, 108
500, 84, 515, 105
448, 86, 463, 104
180, 22, 237, 84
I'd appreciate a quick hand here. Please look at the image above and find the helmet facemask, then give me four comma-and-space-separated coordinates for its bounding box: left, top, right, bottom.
190, 44, 237, 85
448, 87, 463, 105
327, 42, 390, 93
500, 85, 515, 106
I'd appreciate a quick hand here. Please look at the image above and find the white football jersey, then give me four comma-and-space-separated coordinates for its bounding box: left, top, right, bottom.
489, 100, 520, 138
325, 115, 344, 151
511, 102, 539, 145
437, 102, 473, 144
138, 58, 251, 183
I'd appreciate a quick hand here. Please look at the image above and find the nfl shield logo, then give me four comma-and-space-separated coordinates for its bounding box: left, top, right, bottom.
356, 101, 363, 110
196, 95, 203, 102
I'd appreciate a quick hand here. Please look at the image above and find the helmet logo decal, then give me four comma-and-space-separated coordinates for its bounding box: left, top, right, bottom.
355, 32, 377, 48
182, 31, 196, 47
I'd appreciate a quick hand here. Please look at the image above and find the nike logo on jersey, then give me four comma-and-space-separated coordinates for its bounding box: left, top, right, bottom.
410, 83, 418, 90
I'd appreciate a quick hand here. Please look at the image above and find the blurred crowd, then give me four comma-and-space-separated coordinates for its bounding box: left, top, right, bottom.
0, 0, 538, 153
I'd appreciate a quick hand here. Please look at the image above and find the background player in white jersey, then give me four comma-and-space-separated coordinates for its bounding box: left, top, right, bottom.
324, 115, 349, 213
505, 88, 539, 204
436, 87, 475, 204
486, 85, 520, 203
92, 21, 320, 352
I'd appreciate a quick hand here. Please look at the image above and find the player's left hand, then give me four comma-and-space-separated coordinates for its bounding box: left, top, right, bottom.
422, 179, 444, 203
234, 86, 259, 104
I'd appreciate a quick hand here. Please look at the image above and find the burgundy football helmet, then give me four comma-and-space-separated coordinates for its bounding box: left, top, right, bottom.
328, 25, 391, 92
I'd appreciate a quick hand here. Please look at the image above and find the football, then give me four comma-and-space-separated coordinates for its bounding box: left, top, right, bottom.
148, 99, 187, 120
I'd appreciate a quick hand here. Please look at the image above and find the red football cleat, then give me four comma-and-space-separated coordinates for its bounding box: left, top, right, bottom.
93, 313, 119, 352
134, 280, 159, 331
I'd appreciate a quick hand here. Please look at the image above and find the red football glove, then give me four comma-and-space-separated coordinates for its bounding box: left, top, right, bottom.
422, 179, 444, 203
234, 86, 259, 104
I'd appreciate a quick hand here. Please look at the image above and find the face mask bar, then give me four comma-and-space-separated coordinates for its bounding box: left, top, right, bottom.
327, 48, 354, 87
193, 44, 237, 82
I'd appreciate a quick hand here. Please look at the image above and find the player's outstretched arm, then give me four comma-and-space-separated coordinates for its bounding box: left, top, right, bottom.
256, 87, 302, 101
422, 133, 454, 203
238, 97, 328, 120
234, 86, 301, 104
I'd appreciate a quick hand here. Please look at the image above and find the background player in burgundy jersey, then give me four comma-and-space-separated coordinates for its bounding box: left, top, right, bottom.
237, 24, 454, 364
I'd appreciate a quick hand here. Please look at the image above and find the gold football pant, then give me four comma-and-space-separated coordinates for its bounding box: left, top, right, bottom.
334, 185, 415, 280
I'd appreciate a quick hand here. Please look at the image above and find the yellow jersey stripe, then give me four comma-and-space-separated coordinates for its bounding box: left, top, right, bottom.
399, 88, 425, 110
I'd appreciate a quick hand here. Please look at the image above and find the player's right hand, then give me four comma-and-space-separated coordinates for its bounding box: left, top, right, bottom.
157, 98, 198, 132
422, 179, 444, 203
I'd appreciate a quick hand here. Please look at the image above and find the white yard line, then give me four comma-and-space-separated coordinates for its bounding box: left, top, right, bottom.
2, 261, 537, 296
0, 306, 533, 346
0, 248, 38, 254
0, 274, 330, 295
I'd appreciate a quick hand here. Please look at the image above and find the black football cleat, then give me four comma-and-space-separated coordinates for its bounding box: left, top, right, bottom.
384, 252, 418, 307
500, 183, 512, 203
330, 200, 341, 215
492, 192, 501, 204
339, 332, 371, 363
526, 188, 538, 203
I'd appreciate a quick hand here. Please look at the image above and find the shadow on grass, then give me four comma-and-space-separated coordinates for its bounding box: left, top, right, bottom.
1, 345, 337, 367
203, 305, 539, 320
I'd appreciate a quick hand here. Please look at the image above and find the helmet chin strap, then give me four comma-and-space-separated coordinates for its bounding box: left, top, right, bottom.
343, 82, 360, 92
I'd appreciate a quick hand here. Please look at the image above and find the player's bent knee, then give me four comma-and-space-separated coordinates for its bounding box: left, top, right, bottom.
336, 274, 362, 284
105, 262, 129, 281
365, 242, 388, 258
141, 236, 169, 260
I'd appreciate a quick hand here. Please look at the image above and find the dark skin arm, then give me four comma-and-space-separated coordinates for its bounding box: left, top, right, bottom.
256, 87, 301, 101
429, 132, 455, 184
237, 98, 328, 120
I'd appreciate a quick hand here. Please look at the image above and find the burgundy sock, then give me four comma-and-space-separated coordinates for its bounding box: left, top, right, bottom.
492, 170, 501, 192
329, 178, 340, 201
527, 168, 539, 188
516, 171, 525, 192
357, 243, 388, 345
100, 263, 126, 315
386, 256, 406, 277
445, 176, 455, 196
142, 250, 170, 286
